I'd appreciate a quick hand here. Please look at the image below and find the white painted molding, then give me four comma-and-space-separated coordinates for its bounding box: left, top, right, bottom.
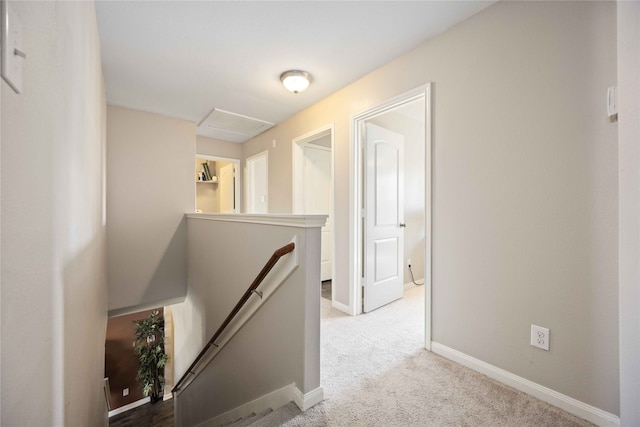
108, 296, 186, 318
198, 383, 324, 427
431, 342, 620, 427
186, 213, 327, 229
292, 386, 324, 411
198, 384, 296, 427
331, 300, 352, 316
403, 278, 425, 291
108, 397, 150, 418
350, 83, 433, 321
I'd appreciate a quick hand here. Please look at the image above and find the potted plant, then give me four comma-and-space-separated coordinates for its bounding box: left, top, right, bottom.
133, 310, 169, 403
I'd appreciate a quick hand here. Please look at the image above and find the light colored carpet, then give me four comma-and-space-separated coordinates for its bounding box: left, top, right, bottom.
250, 286, 594, 426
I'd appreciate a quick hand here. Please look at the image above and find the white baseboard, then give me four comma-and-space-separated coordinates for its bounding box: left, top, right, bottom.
431, 342, 620, 427
292, 386, 324, 411
331, 283, 423, 315
331, 300, 352, 315
404, 278, 425, 291
199, 383, 323, 427
108, 397, 150, 417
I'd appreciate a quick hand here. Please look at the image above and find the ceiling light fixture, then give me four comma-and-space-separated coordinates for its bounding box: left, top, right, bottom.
280, 70, 312, 94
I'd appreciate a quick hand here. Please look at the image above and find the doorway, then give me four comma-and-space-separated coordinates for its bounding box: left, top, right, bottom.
292, 125, 335, 302
195, 155, 240, 213
246, 150, 269, 214
350, 84, 432, 349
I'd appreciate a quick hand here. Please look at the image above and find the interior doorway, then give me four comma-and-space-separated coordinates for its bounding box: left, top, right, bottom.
195, 155, 240, 213
350, 84, 432, 349
292, 125, 335, 302
246, 150, 269, 214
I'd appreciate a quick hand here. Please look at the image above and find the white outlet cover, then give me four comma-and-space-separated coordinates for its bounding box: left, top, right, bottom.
1, 0, 24, 93
123, 388, 129, 396
530, 324, 550, 351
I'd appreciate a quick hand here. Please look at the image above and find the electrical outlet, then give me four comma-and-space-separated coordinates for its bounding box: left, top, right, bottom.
123, 388, 129, 397
530, 325, 550, 351
407, 259, 412, 268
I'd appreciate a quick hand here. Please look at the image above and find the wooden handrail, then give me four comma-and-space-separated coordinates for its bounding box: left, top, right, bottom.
172, 242, 295, 393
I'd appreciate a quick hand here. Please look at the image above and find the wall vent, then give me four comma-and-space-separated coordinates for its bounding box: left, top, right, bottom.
197, 108, 274, 143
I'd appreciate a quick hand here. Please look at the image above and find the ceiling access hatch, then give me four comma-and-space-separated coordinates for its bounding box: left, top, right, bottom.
197, 108, 274, 143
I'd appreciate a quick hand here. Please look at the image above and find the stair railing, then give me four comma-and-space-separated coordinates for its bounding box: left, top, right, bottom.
172, 241, 296, 393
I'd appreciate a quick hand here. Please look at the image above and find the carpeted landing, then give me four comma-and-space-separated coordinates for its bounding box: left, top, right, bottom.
230, 286, 593, 426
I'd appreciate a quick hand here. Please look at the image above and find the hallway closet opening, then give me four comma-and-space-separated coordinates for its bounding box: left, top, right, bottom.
195, 155, 240, 213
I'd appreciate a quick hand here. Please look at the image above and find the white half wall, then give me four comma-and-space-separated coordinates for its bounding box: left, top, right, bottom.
172, 214, 324, 427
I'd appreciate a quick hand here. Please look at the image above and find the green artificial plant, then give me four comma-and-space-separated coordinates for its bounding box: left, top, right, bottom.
133, 310, 169, 403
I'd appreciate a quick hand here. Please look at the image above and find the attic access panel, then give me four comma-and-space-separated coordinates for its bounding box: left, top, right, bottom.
197, 108, 274, 143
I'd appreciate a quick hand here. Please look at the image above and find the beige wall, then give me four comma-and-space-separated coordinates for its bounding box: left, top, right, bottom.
243, 1, 618, 415
197, 136, 243, 160
107, 106, 195, 315
617, 1, 640, 425
1, 2, 107, 425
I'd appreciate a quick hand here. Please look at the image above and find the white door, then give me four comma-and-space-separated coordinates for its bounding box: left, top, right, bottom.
364, 123, 404, 312
246, 151, 268, 214
219, 163, 235, 213
303, 145, 332, 281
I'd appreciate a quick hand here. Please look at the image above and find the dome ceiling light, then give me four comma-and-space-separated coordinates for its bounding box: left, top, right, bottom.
280, 70, 312, 94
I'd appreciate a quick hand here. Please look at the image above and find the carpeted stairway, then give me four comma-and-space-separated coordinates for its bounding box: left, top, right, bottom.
227, 286, 593, 426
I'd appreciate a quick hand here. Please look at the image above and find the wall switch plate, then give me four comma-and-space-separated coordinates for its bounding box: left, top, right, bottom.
531, 324, 550, 351
1, 0, 25, 93
122, 388, 129, 397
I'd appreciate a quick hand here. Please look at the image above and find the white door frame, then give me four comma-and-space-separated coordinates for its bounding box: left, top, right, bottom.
246, 150, 269, 213
195, 154, 241, 213
350, 84, 432, 350
292, 124, 336, 301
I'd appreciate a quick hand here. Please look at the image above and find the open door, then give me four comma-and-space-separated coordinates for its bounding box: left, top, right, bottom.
363, 123, 404, 312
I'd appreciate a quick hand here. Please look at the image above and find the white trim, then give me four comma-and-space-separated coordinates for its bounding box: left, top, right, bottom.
292, 386, 324, 411
431, 342, 620, 427
403, 279, 424, 291
108, 397, 151, 418
108, 296, 185, 318
292, 124, 336, 304
197, 384, 323, 427
197, 154, 240, 164
424, 83, 433, 351
292, 124, 334, 214
198, 384, 294, 427
186, 213, 327, 229
331, 299, 352, 314
349, 84, 433, 348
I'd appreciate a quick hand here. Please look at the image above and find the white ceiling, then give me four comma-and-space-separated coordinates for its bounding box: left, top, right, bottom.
95, 1, 494, 142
